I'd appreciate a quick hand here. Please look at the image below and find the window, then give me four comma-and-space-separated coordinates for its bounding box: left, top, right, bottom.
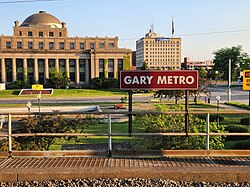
108, 59, 114, 68
99, 59, 104, 68
80, 72, 85, 82
49, 42, 54, 49
59, 42, 64, 49
49, 59, 55, 67
118, 59, 123, 70
49, 32, 54, 37
19, 31, 22, 36
6, 41, 11, 49
79, 59, 86, 68
70, 42, 75, 49
39, 42, 44, 49
69, 60, 75, 68
70, 72, 75, 81
17, 42, 22, 49
28, 31, 32, 36
99, 42, 105, 48
28, 42, 33, 49
59, 32, 62, 37
39, 32, 43, 37
109, 43, 114, 48
80, 42, 84, 50
90, 42, 95, 49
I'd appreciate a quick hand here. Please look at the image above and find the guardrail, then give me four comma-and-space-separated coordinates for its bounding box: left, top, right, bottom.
0, 111, 250, 158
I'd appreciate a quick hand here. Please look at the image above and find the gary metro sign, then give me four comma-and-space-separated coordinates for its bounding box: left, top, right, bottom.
120, 70, 199, 90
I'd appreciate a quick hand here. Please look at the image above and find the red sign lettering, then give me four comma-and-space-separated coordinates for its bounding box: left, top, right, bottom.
245, 72, 250, 78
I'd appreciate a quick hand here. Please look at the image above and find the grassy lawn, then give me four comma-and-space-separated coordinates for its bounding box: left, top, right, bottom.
0, 88, 127, 98
50, 121, 146, 150
1, 91, 248, 150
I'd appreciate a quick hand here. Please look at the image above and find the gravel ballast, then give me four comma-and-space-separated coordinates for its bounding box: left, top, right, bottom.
0, 178, 249, 187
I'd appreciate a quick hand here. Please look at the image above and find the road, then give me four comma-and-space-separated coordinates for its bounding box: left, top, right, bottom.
1, 87, 249, 104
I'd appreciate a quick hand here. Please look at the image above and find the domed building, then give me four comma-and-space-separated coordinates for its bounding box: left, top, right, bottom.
0, 11, 132, 87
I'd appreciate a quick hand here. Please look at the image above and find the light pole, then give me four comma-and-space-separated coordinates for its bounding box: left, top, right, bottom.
216, 95, 220, 125
37, 93, 41, 114
26, 101, 32, 116
228, 59, 231, 102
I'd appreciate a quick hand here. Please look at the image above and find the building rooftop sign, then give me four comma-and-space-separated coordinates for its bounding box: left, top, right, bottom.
155, 37, 170, 42
120, 70, 198, 90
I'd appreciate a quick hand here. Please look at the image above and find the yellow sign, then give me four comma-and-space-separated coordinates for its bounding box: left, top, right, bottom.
32, 84, 43, 90
243, 70, 250, 90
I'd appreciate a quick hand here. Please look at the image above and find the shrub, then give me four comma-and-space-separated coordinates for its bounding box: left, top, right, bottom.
3, 114, 95, 151
234, 140, 250, 149
224, 102, 250, 110
90, 77, 118, 89
224, 125, 249, 141
134, 104, 225, 150
196, 114, 224, 123
10, 80, 26, 89
240, 117, 250, 126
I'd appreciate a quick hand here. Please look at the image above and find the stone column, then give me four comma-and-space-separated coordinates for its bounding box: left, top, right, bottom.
23, 58, 28, 82
12, 58, 17, 82
45, 58, 49, 80
85, 59, 89, 84
55, 58, 59, 73
114, 59, 118, 78
34, 58, 39, 83
90, 54, 95, 79
1, 58, 6, 83
75, 59, 80, 86
104, 59, 108, 78
65, 58, 70, 79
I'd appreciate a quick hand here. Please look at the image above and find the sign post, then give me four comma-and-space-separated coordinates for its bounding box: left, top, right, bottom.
242, 70, 250, 106
120, 70, 199, 135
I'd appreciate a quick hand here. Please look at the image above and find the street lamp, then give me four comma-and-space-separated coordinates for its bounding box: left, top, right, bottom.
37, 93, 41, 114
216, 95, 220, 125
228, 59, 231, 102
26, 101, 32, 114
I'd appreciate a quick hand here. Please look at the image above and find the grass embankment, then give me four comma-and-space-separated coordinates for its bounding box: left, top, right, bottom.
0, 88, 126, 98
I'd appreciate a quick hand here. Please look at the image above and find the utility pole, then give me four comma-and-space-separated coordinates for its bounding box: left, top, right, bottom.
228, 59, 231, 102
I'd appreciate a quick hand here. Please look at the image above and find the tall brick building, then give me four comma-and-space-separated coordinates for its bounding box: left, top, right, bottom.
136, 29, 181, 70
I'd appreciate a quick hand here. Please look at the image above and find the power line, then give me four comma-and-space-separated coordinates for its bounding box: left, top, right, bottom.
0, 0, 56, 4
120, 28, 250, 40
177, 28, 250, 37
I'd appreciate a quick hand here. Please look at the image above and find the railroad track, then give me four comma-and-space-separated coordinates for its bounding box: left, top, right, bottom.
0, 157, 249, 182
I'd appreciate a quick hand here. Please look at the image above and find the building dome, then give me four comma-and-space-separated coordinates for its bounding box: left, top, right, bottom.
20, 11, 62, 28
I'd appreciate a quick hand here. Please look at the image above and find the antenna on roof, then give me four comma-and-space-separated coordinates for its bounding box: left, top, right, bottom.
150, 24, 154, 32
171, 17, 174, 37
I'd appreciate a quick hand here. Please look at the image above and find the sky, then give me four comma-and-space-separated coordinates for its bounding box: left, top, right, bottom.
0, 0, 250, 61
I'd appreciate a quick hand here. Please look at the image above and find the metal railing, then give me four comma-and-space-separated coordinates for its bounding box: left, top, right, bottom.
0, 110, 250, 158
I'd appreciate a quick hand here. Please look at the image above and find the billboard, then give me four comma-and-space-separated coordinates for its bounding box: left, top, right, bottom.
120, 70, 198, 90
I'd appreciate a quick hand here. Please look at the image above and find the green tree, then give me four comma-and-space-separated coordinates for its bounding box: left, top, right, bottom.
141, 61, 149, 70
123, 54, 131, 70
47, 70, 70, 88
190, 67, 214, 103
135, 105, 225, 150
241, 58, 250, 71
154, 90, 185, 104
0, 114, 94, 151
212, 46, 248, 82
